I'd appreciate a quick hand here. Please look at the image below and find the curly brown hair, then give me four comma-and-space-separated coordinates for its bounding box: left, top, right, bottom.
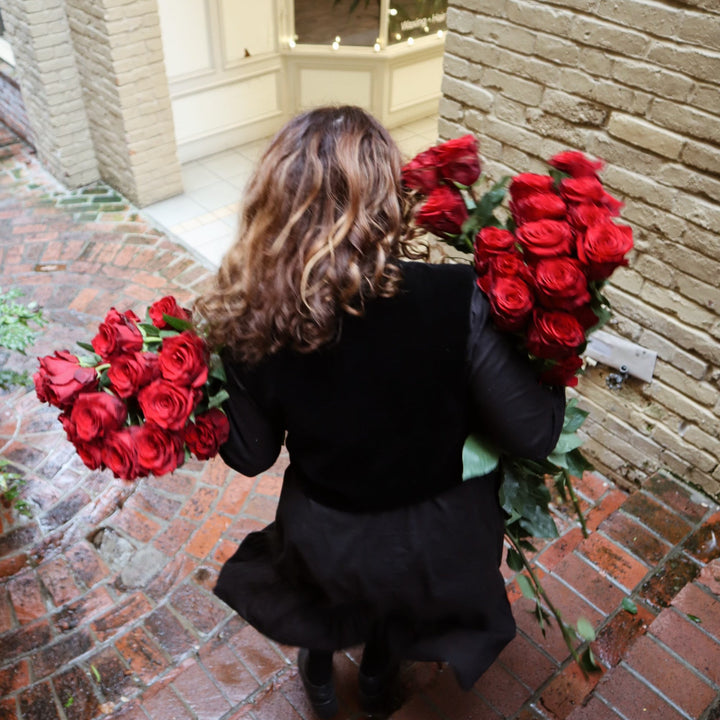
195, 106, 426, 364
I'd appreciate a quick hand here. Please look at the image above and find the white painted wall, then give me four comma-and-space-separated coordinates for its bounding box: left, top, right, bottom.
299, 67, 373, 109
156, 1, 444, 161
158, 0, 283, 161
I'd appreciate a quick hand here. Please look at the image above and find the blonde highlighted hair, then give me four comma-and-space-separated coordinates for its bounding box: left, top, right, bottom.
195, 106, 425, 364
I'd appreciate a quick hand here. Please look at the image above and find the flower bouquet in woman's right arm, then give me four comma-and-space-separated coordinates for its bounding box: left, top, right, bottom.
33, 296, 230, 482
403, 136, 634, 672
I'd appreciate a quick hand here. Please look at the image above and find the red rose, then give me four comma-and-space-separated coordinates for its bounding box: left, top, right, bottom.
568, 203, 611, 230
549, 151, 603, 178
474, 227, 517, 277
58, 411, 76, 440
59, 410, 105, 470
488, 276, 535, 332
527, 310, 586, 361
103, 427, 143, 481
107, 352, 159, 398
574, 304, 600, 331
516, 219, 575, 263
138, 379, 195, 431
510, 193, 567, 225
185, 408, 230, 461
600, 191, 623, 216
533, 257, 591, 310
148, 296, 192, 329
559, 176, 605, 204
559, 177, 622, 215
415, 185, 468, 238
540, 355, 584, 387
91, 308, 143, 360
490, 251, 527, 278
74, 439, 105, 471
577, 222, 634, 281
69, 392, 127, 442
509, 173, 555, 201
34, 350, 98, 410
478, 251, 528, 293
136, 422, 185, 476
158, 331, 209, 388
402, 147, 440, 193
435, 135, 481, 187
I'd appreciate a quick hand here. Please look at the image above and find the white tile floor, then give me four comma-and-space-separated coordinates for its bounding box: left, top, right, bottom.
143, 115, 440, 269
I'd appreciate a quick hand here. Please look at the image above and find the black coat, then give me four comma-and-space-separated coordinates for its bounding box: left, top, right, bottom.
214, 261, 565, 688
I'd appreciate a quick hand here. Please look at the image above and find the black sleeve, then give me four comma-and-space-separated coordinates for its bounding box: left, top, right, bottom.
219, 360, 284, 477
466, 285, 566, 460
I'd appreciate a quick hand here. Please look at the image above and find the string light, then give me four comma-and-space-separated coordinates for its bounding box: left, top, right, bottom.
437, 30, 444, 38
395, 32, 402, 40
407, 36, 414, 45
332, 35, 340, 50
373, 41, 381, 52
288, 38, 296, 49
389, 7, 398, 15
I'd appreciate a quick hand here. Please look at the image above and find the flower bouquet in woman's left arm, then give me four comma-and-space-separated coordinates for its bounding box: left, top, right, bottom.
403, 136, 634, 672
33, 296, 230, 482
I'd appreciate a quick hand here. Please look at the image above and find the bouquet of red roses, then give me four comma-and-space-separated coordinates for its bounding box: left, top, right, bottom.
403, 137, 634, 672
34, 296, 229, 481
404, 137, 633, 388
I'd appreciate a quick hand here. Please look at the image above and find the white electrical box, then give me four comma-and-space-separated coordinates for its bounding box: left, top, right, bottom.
584, 329, 657, 383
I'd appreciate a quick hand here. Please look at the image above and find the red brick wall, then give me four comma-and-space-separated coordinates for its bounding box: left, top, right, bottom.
0, 61, 32, 144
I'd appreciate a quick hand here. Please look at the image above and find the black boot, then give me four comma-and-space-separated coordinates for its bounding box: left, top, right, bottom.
358, 633, 403, 716
297, 648, 338, 719
358, 662, 401, 715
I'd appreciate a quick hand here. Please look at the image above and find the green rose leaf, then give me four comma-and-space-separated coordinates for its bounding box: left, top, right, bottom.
162, 313, 194, 332
208, 389, 230, 409
501, 463, 558, 539
506, 547, 524, 572
77, 354, 101, 368
621, 597, 638, 615
516, 573, 536, 600
209, 354, 227, 382
138, 323, 161, 338
552, 432, 585, 455
566, 448, 595, 480
579, 647, 600, 673
562, 399, 589, 433
576, 617, 596, 642
474, 176, 510, 227
462, 433, 500, 480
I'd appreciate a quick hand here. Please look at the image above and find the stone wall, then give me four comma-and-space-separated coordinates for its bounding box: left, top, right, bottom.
2, 0, 183, 207
440, 0, 720, 499
64, 0, 182, 207
1, 0, 99, 187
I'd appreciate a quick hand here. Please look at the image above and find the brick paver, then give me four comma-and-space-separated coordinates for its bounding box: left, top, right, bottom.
2, 123, 720, 719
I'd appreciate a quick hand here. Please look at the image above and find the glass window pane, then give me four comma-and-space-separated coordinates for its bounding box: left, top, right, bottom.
388, 0, 448, 45
294, 0, 380, 47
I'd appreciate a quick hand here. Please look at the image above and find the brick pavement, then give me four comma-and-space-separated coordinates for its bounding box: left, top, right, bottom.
2, 123, 720, 720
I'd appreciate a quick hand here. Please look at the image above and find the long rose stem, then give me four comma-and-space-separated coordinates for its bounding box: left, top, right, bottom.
563, 469, 589, 538
505, 529, 587, 675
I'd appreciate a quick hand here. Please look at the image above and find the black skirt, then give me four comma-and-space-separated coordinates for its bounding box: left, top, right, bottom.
214, 470, 515, 690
